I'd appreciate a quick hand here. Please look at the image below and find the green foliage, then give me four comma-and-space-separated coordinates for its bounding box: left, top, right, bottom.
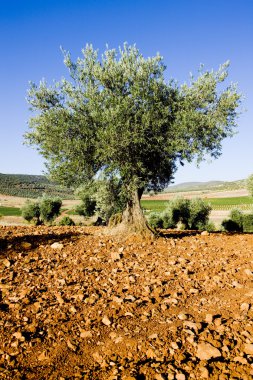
242, 214, 253, 232
221, 209, 253, 232
188, 198, 212, 229
75, 182, 97, 217
0, 173, 74, 199
58, 216, 75, 226
221, 219, 239, 232
229, 209, 243, 230
148, 212, 164, 229
21, 196, 62, 225
39, 196, 62, 223
166, 198, 191, 227
75, 176, 126, 223
21, 200, 41, 224
148, 197, 211, 230
25, 44, 241, 205
247, 174, 253, 197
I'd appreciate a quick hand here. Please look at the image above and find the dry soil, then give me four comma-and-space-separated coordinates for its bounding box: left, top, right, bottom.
1, 226, 253, 379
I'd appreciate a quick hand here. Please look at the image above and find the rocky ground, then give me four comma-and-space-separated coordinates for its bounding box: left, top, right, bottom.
1, 226, 253, 379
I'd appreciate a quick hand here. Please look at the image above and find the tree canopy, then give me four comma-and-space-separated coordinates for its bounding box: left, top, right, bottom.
25, 44, 241, 234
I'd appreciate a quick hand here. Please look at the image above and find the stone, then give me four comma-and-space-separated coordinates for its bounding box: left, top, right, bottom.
2, 259, 11, 267
178, 313, 187, 320
21, 242, 32, 250
240, 303, 250, 313
80, 330, 92, 338
243, 343, 253, 355
176, 374, 186, 380
196, 342, 221, 360
111, 252, 121, 261
102, 316, 111, 326
244, 269, 253, 276
51, 242, 64, 250
205, 314, 213, 323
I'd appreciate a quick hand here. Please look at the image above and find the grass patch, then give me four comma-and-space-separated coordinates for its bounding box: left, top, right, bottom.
141, 200, 169, 213
0, 206, 22, 216
141, 196, 253, 213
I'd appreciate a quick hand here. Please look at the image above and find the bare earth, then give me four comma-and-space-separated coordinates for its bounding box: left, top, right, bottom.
1, 226, 253, 379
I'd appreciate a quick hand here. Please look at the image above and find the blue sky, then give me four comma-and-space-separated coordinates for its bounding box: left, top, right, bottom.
0, 0, 252, 185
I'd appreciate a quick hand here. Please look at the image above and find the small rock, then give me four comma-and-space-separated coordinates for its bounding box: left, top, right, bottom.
240, 303, 250, 313
21, 242, 32, 250
234, 356, 248, 364
199, 366, 209, 378
205, 314, 213, 324
244, 269, 253, 276
243, 343, 253, 355
111, 252, 121, 261
176, 374, 186, 380
196, 342, 221, 360
51, 242, 64, 250
178, 313, 187, 320
67, 339, 77, 351
201, 231, 209, 236
80, 330, 92, 338
148, 333, 158, 339
102, 316, 111, 326
2, 259, 11, 267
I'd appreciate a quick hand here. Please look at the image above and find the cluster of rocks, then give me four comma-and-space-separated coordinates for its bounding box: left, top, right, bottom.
1, 226, 253, 379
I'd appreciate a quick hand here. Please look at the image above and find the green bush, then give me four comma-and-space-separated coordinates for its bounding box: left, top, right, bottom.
167, 198, 191, 227
221, 219, 241, 232
230, 209, 243, 230
221, 209, 244, 232
242, 214, 253, 232
21, 200, 41, 224
75, 176, 126, 224
148, 197, 212, 231
188, 198, 212, 229
58, 216, 75, 226
148, 212, 164, 229
39, 196, 62, 223
21, 196, 62, 225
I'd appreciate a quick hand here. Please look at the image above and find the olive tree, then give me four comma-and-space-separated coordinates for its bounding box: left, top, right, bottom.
25, 44, 241, 235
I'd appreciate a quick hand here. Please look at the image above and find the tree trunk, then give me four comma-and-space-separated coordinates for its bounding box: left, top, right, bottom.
111, 188, 154, 237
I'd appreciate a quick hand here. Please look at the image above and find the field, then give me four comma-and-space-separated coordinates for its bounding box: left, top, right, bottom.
1, 225, 253, 379
0, 206, 21, 216
141, 196, 253, 213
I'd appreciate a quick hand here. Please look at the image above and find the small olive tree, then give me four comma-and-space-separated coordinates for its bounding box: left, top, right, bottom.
21, 196, 62, 225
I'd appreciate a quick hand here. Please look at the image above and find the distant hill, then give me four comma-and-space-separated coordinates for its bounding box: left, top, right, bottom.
165, 179, 246, 193
0, 173, 74, 199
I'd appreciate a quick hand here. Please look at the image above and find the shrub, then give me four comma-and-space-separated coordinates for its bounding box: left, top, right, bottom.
21, 200, 41, 224
39, 196, 62, 223
75, 196, 96, 217
230, 209, 243, 231
21, 196, 62, 225
148, 197, 212, 231
221, 219, 241, 232
75, 176, 126, 224
188, 198, 212, 230
148, 212, 164, 229
58, 216, 75, 226
221, 209, 244, 232
242, 214, 253, 232
167, 198, 191, 227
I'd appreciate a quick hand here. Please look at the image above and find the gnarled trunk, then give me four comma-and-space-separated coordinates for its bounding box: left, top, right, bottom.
111, 188, 154, 237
